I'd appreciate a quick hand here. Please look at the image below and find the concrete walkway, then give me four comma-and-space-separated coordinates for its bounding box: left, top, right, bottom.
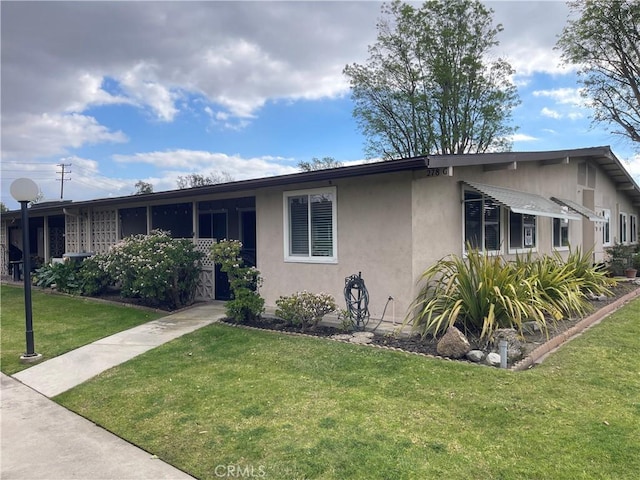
1, 302, 226, 480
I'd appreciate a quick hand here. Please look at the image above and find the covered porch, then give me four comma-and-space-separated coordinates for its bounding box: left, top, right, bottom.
1, 195, 256, 301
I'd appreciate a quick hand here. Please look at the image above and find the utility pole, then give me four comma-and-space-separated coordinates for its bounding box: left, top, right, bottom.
56, 163, 71, 199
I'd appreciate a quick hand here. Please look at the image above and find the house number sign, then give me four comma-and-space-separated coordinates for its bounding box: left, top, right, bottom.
425, 167, 452, 177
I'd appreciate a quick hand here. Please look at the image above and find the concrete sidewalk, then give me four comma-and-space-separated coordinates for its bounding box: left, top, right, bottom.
12, 303, 225, 397
1, 302, 226, 480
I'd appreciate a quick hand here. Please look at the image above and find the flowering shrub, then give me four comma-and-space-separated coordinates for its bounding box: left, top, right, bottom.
275, 291, 337, 332
77, 256, 111, 296
211, 239, 264, 322
98, 230, 203, 310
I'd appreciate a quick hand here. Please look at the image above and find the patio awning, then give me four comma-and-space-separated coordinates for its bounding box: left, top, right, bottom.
463, 181, 581, 220
551, 197, 606, 223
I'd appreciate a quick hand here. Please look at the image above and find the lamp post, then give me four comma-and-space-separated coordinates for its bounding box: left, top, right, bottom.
10, 178, 42, 363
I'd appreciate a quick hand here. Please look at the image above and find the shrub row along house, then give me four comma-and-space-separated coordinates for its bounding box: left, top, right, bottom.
2, 146, 639, 321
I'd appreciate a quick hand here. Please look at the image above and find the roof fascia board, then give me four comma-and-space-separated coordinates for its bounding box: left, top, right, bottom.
428, 146, 613, 168
4, 156, 428, 216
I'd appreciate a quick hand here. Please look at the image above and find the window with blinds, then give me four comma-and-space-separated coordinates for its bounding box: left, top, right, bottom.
463, 189, 502, 253
284, 187, 337, 263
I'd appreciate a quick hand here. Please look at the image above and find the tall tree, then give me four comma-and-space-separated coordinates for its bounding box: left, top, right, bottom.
344, 0, 519, 159
557, 0, 640, 145
134, 180, 154, 195
176, 172, 233, 189
298, 157, 344, 171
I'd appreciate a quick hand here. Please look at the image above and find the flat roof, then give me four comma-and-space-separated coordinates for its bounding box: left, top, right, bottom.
4, 146, 639, 218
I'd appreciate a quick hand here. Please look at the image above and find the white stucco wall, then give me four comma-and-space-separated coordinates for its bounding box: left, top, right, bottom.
255, 159, 639, 322
257, 172, 415, 322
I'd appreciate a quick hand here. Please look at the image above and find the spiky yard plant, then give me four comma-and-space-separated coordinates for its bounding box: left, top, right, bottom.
407, 248, 546, 340
560, 246, 614, 297
515, 252, 588, 322
515, 247, 614, 322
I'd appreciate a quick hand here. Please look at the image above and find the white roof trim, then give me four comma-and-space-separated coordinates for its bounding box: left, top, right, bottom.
551, 197, 606, 223
463, 181, 581, 221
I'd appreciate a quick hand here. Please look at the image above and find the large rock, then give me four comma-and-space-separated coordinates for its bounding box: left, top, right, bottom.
485, 352, 501, 367
466, 350, 485, 363
436, 326, 471, 359
491, 328, 524, 362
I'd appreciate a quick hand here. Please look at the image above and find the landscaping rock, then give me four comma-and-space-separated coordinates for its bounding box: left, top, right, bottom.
491, 328, 524, 361
522, 321, 540, 334
436, 326, 471, 359
466, 350, 485, 363
485, 352, 501, 367
588, 293, 607, 301
349, 331, 374, 344
330, 334, 353, 342
331, 332, 375, 344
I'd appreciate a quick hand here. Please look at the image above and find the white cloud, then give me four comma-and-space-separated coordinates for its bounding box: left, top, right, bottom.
118, 63, 179, 122
511, 133, 538, 142
112, 150, 298, 181
541, 107, 562, 119
533, 88, 584, 106
1, 113, 127, 160
489, 1, 573, 78
64, 73, 133, 113
622, 153, 640, 179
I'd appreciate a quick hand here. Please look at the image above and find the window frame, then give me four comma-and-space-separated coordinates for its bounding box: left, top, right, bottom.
630, 214, 638, 244
599, 208, 612, 247
462, 188, 503, 255
552, 217, 570, 251
283, 186, 338, 264
619, 212, 628, 244
508, 211, 537, 254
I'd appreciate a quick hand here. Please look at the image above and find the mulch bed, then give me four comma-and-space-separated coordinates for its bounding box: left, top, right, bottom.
11, 275, 638, 367
222, 281, 640, 366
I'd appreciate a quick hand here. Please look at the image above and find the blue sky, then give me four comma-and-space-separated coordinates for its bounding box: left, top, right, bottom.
2, 1, 639, 209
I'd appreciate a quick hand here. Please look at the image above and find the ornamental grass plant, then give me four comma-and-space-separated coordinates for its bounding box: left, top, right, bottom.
408, 248, 545, 339
408, 246, 615, 340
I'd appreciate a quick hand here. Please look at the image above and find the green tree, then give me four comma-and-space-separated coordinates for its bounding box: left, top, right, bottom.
176, 172, 233, 189
557, 0, 640, 145
134, 180, 153, 195
344, 0, 519, 159
297, 157, 343, 171
0, 202, 8, 213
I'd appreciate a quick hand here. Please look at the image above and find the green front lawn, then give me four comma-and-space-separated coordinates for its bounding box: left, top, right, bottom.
56, 297, 640, 479
0, 285, 164, 374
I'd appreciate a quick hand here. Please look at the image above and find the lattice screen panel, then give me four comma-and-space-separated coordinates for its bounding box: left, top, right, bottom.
196, 269, 215, 301
194, 238, 216, 268
91, 210, 117, 254
65, 215, 80, 252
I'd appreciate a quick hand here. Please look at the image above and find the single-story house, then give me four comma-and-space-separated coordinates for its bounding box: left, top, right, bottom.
2, 146, 639, 322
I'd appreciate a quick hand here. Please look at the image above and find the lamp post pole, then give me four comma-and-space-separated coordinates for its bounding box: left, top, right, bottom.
19, 199, 37, 358
10, 178, 42, 363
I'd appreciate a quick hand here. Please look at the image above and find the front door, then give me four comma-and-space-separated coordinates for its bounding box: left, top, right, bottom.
199, 210, 231, 300
239, 209, 256, 267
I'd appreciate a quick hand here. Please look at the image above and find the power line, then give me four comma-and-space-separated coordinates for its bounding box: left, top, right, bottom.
56, 163, 71, 199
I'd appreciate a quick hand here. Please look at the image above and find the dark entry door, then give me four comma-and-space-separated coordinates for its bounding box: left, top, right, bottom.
199, 211, 230, 300
239, 209, 257, 267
